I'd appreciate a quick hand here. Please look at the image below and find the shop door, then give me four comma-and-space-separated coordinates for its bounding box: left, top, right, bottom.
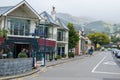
14, 44, 30, 58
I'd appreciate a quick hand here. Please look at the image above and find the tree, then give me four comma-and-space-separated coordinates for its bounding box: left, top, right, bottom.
88, 32, 110, 49
67, 23, 79, 51
111, 36, 120, 43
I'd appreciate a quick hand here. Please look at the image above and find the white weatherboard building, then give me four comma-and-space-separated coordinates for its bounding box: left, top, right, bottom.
0, 0, 69, 60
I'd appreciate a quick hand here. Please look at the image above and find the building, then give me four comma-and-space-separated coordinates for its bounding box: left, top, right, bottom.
0, 0, 40, 58
0, 0, 69, 60
75, 26, 92, 55
39, 7, 69, 60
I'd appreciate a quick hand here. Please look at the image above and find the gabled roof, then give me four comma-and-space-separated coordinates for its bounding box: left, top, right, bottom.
56, 18, 69, 31
0, 0, 40, 19
40, 11, 58, 25
0, 6, 14, 15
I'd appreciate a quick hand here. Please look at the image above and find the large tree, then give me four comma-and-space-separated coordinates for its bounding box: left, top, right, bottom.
88, 32, 110, 48
67, 23, 79, 51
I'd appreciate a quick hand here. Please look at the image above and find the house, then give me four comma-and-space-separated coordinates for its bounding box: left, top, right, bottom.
75, 26, 92, 55
39, 7, 69, 60
0, 0, 69, 60
0, 0, 40, 58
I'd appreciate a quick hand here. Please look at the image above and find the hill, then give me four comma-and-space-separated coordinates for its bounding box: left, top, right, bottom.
56, 13, 114, 34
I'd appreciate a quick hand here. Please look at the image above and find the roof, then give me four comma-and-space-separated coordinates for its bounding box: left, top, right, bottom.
56, 18, 69, 31
0, 6, 14, 15
40, 11, 58, 25
0, 0, 40, 19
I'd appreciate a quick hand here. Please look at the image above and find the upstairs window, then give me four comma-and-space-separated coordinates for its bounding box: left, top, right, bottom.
7, 18, 30, 36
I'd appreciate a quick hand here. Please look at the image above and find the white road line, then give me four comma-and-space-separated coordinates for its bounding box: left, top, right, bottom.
91, 56, 106, 73
93, 71, 120, 75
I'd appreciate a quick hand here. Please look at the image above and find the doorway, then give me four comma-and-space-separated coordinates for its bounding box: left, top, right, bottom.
14, 44, 30, 58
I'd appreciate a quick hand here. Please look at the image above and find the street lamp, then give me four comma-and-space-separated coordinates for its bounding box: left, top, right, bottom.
42, 20, 46, 66
40, 18, 47, 66
31, 27, 37, 68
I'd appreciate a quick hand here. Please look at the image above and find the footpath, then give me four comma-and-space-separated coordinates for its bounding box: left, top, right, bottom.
0, 51, 99, 80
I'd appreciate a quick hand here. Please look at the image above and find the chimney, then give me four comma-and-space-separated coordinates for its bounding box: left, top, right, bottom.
51, 6, 56, 20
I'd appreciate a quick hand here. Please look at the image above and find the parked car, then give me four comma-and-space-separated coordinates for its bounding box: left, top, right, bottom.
115, 51, 120, 58
112, 49, 119, 55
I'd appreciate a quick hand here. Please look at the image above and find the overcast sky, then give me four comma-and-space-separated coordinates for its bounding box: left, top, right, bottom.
0, 0, 120, 23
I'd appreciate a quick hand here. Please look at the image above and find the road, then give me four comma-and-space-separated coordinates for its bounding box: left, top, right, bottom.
12, 51, 120, 80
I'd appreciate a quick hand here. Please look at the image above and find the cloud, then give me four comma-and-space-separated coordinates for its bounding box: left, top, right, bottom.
0, 0, 120, 23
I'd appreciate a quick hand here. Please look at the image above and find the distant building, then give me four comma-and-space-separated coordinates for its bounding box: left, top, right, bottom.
75, 26, 92, 55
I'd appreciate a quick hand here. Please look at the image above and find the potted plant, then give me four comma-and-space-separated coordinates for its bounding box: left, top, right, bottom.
63, 54, 67, 58
56, 55, 61, 59
49, 57, 52, 61
54, 57, 57, 60
18, 50, 28, 58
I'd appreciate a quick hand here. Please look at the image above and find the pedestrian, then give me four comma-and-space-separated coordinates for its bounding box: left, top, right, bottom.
90, 47, 93, 55
87, 46, 91, 55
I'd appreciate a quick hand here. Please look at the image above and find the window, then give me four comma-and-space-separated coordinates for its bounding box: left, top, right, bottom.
57, 30, 65, 41
7, 18, 30, 36
37, 25, 49, 38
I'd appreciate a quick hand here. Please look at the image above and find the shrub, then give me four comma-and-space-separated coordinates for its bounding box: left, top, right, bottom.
68, 52, 74, 58
18, 51, 28, 58
54, 57, 57, 60
63, 54, 67, 58
56, 55, 61, 59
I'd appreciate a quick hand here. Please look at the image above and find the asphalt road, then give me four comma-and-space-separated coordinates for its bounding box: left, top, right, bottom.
12, 51, 120, 80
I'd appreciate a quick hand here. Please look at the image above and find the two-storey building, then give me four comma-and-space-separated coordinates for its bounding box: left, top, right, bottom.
0, 0, 69, 60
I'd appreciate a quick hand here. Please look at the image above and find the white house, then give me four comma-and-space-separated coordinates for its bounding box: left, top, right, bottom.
0, 0, 69, 60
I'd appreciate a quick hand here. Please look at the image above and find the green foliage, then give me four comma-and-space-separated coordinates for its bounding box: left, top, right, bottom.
111, 36, 120, 43
67, 23, 80, 49
88, 32, 110, 46
18, 51, 28, 58
0, 29, 8, 39
56, 55, 61, 59
68, 52, 74, 58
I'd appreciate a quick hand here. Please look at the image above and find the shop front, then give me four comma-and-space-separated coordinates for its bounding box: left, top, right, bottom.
5, 36, 38, 58
38, 38, 56, 61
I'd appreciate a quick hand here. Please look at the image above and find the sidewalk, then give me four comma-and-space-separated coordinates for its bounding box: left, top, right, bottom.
0, 51, 99, 80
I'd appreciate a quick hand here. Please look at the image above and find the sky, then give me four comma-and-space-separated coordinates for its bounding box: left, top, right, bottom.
0, 0, 120, 23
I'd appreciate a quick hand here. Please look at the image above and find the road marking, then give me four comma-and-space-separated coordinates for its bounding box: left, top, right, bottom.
103, 61, 117, 65
30, 72, 39, 78
14, 78, 23, 80
91, 56, 106, 73
93, 71, 120, 75
41, 67, 47, 72
92, 56, 120, 75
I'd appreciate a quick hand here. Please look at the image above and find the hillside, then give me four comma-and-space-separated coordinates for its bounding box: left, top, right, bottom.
56, 13, 114, 34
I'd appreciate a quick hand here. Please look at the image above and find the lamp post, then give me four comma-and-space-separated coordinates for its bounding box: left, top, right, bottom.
32, 27, 37, 68
43, 21, 46, 66
40, 19, 47, 66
